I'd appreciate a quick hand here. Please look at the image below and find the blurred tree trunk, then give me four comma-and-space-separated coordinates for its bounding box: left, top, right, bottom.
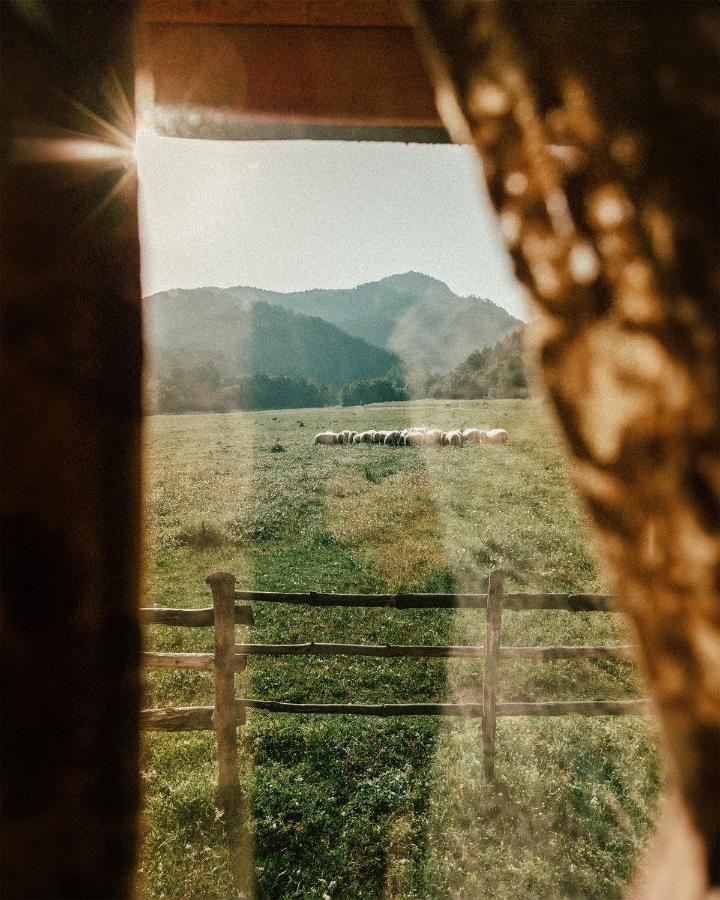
1, 2, 142, 895
411, 1, 719, 894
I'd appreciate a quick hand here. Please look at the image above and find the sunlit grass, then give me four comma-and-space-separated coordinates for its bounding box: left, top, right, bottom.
140, 399, 659, 899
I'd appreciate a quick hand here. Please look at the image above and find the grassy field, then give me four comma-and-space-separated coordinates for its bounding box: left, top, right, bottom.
140, 399, 660, 899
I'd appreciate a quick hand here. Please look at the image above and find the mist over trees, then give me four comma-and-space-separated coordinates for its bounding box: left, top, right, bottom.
146, 294, 401, 388
423, 330, 528, 400
154, 364, 334, 414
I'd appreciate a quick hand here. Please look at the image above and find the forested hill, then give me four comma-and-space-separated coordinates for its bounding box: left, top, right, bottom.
424, 329, 529, 399
145, 291, 400, 388
148, 273, 522, 373
273, 273, 522, 370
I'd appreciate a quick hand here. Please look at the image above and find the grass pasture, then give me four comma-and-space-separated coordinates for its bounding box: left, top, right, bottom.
140, 399, 660, 899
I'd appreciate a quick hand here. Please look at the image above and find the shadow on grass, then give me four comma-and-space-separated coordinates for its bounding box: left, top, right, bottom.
242, 520, 456, 899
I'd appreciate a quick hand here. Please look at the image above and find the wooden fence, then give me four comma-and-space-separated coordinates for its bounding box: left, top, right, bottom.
141, 570, 648, 808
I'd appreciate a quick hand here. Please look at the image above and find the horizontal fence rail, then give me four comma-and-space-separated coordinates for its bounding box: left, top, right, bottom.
141, 698, 650, 731
141, 605, 253, 627
142, 643, 634, 670
233, 589, 616, 612
233, 642, 635, 660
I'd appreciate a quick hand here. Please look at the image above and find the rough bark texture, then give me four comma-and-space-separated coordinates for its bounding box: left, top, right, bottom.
1, 2, 142, 896
411, 0, 719, 893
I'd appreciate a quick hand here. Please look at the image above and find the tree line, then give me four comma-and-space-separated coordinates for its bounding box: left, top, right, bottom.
150, 330, 528, 413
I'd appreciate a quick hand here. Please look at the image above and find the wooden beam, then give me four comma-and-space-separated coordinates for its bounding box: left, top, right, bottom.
140, 697, 650, 730
140, 605, 253, 627
136, 21, 441, 127
143, 651, 249, 670
207, 572, 241, 815
234, 589, 486, 608
231, 642, 634, 660
144, 652, 215, 669
140, 1, 410, 28
483, 570, 503, 777
233, 589, 615, 611
241, 699, 484, 717
141, 705, 214, 731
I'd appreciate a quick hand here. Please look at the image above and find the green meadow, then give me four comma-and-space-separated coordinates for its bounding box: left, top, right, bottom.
140, 399, 660, 899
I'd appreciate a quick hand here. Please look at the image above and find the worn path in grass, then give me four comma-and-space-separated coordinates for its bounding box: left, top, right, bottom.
140, 399, 659, 899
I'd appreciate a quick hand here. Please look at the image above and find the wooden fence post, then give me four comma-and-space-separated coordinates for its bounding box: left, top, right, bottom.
483, 570, 504, 778
206, 571, 240, 815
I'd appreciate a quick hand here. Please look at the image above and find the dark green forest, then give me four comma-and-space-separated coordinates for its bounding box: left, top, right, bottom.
340, 376, 409, 407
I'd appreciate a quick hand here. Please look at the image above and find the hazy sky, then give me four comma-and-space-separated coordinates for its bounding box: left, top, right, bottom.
136, 134, 526, 319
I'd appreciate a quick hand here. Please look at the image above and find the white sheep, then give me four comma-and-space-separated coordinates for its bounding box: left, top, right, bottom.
446, 430, 464, 446
426, 429, 442, 443
314, 432, 339, 445
462, 428, 483, 444
352, 433, 363, 443
384, 430, 402, 445
405, 432, 427, 446
486, 428, 509, 444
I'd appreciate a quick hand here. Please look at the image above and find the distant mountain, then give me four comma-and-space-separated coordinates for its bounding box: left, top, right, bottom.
264, 273, 522, 371
147, 273, 522, 375
145, 290, 400, 388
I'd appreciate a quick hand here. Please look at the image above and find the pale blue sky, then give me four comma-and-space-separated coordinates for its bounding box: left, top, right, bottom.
137, 134, 526, 319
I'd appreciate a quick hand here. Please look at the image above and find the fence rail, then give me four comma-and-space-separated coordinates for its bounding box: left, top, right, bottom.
142, 570, 644, 807
233, 589, 616, 611
141, 698, 650, 731
140, 605, 253, 627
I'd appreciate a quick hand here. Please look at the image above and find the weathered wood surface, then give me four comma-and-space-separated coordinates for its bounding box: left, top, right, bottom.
240, 700, 485, 717
141, 705, 215, 731
140, 697, 650, 730
143, 652, 215, 670
143, 652, 249, 670
483, 571, 504, 777
233, 642, 633, 660
140, 0, 410, 28
234, 589, 485, 608
233, 589, 615, 611
207, 572, 241, 814
140, 605, 253, 627
137, 20, 439, 130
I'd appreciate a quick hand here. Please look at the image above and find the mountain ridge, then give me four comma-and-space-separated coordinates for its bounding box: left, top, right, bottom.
145, 272, 522, 374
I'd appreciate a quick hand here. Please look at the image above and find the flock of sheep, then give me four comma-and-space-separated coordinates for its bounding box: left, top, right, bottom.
313, 426, 509, 446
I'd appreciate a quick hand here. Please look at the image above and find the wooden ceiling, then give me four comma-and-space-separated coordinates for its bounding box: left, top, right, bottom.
140, 0, 410, 28
137, 0, 448, 141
